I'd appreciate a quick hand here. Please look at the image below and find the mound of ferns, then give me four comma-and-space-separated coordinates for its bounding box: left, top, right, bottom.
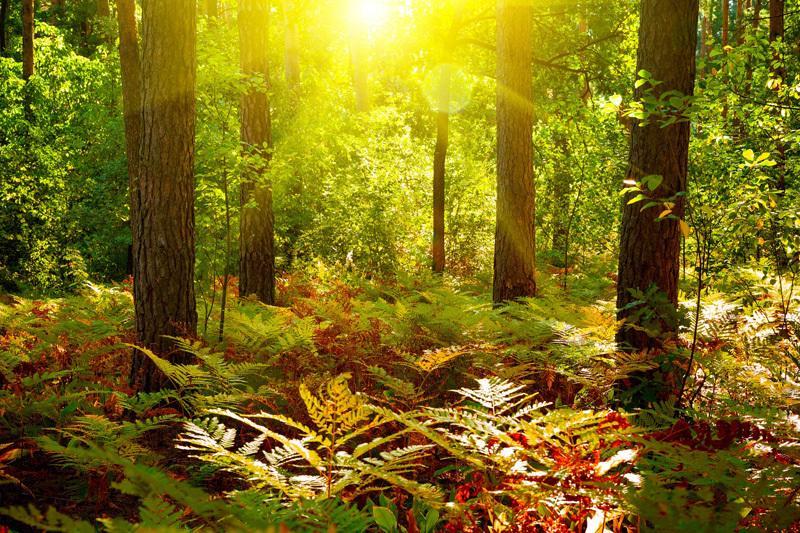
177, 373, 443, 502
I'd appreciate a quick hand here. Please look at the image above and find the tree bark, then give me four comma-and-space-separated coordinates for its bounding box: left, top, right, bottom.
616, 0, 699, 351
283, 0, 300, 89
98, 0, 110, 17
116, 0, 142, 282
493, 0, 536, 304
722, 0, 730, 46
130, 0, 198, 392
736, 0, 744, 44
22, 0, 34, 80
238, 0, 275, 304
0, 0, 9, 56
431, 65, 450, 274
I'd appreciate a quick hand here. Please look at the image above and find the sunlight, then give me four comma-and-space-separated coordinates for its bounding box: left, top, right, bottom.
351, 0, 391, 30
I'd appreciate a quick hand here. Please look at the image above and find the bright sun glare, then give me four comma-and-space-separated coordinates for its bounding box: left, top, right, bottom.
352, 0, 391, 29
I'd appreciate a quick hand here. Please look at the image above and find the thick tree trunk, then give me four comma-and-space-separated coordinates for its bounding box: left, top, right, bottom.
283, 0, 300, 89
116, 0, 142, 281
0, 0, 9, 56
238, 0, 275, 304
22, 0, 34, 80
616, 0, 699, 351
130, 0, 197, 392
493, 0, 536, 304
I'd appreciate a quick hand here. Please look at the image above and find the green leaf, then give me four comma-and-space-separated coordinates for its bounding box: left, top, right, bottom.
743, 149, 755, 162
373, 506, 397, 532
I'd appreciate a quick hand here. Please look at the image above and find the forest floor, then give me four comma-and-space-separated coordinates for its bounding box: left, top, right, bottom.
0, 262, 799, 532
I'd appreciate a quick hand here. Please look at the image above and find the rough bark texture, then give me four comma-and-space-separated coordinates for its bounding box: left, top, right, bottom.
736, 0, 744, 43
493, 0, 536, 304
22, 0, 34, 80
0, 0, 9, 56
238, 0, 275, 304
131, 0, 197, 392
616, 0, 699, 350
283, 0, 300, 89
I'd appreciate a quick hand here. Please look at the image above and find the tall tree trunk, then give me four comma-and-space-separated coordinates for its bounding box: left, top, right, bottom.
432, 66, 450, 273
493, 0, 536, 303
769, 0, 786, 191
130, 0, 197, 392
722, 0, 730, 46
22, 0, 34, 80
98, 0, 110, 17
205, 0, 218, 18
616, 0, 699, 351
116, 0, 141, 281
238, 0, 275, 304
0, 0, 9, 56
283, 0, 300, 89
736, 0, 744, 44
350, 32, 370, 112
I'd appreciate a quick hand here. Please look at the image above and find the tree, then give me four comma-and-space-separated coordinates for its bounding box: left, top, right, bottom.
432, 66, 450, 274
0, 0, 9, 56
22, 0, 33, 80
116, 0, 141, 276
493, 0, 536, 304
616, 0, 699, 351
283, 0, 301, 89
238, 0, 275, 304
130, 0, 198, 392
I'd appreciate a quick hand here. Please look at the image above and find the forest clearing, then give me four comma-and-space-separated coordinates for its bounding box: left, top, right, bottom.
0, 0, 799, 531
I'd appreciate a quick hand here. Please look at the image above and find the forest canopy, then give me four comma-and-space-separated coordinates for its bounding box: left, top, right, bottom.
0, 0, 799, 531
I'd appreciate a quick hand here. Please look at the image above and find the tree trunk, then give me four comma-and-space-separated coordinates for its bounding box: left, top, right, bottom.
736, 0, 744, 44
551, 131, 571, 258
205, 0, 218, 18
116, 0, 142, 282
238, 0, 275, 304
769, 0, 786, 192
283, 0, 300, 89
431, 65, 450, 274
616, 0, 699, 351
493, 0, 536, 304
0, 0, 9, 56
22, 0, 34, 80
130, 0, 198, 392
722, 0, 729, 46
350, 32, 370, 112
98, 0, 110, 17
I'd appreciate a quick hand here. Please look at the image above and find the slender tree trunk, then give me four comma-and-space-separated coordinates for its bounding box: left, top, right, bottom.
736, 0, 744, 44
722, 0, 730, 46
206, 0, 218, 17
769, 0, 786, 193
22, 0, 34, 80
98, 0, 110, 17
0, 0, 9, 56
130, 0, 198, 392
116, 0, 142, 286
350, 32, 370, 112
432, 65, 450, 274
616, 0, 699, 351
493, 0, 536, 304
283, 0, 300, 89
551, 131, 571, 258
238, 0, 275, 304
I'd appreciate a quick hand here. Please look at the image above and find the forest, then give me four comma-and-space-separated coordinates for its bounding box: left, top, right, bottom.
0, 0, 798, 531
